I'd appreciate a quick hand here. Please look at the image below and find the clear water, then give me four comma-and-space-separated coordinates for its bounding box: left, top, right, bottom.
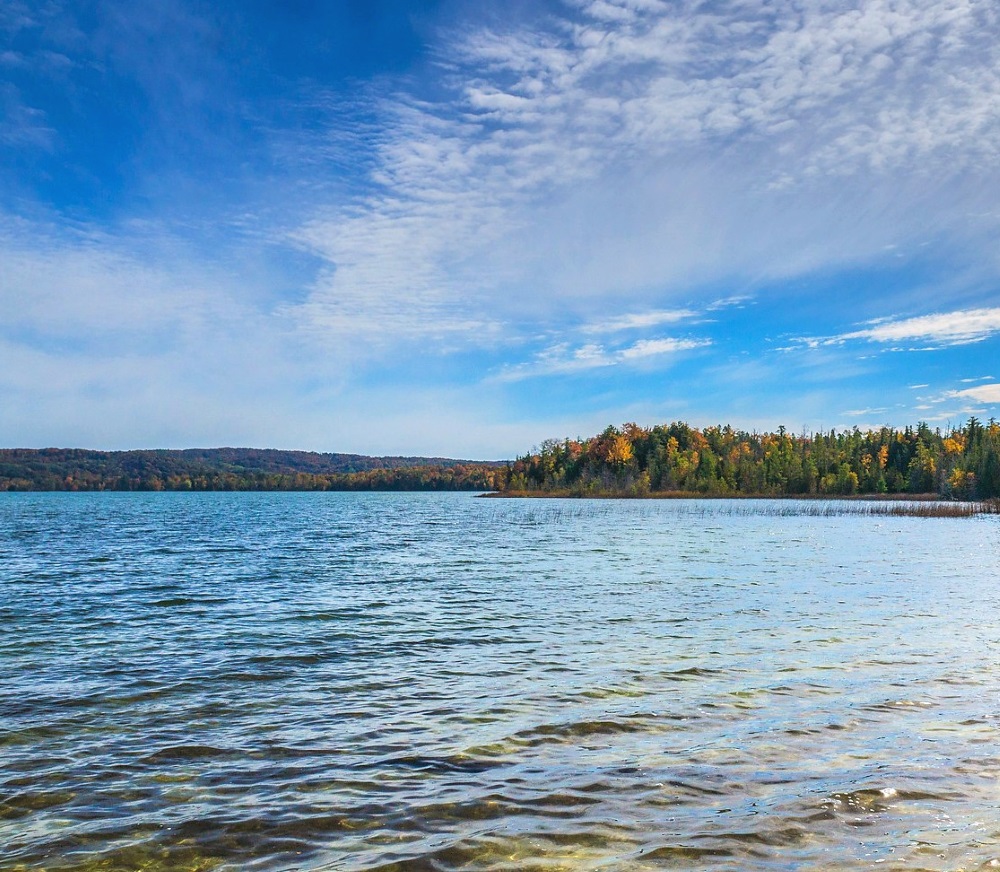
2, 492, 999, 871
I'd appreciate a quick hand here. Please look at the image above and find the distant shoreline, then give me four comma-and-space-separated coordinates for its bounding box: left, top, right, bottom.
0, 447, 504, 492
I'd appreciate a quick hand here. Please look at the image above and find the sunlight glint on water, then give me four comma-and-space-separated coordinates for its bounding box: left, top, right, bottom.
2, 492, 1000, 871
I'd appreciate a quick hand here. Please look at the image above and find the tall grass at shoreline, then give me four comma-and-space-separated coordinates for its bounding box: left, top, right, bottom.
726, 500, 1000, 517
482, 495, 1000, 519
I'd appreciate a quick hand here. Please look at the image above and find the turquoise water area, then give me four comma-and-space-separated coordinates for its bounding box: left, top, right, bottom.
2, 492, 999, 871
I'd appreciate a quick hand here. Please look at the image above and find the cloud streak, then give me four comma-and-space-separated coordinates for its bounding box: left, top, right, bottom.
580, 308, 698, 333
495, 335, 710, 381
946, 383, 1000, 405
795, 307, 1000, 350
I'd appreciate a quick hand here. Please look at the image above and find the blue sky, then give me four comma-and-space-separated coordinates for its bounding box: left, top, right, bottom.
3, 0, 1000, 458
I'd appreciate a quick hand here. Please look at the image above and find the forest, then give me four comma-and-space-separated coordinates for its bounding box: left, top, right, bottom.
0, 447, 504, 492
496, 418, 1000, 499
4, 419, 999, 497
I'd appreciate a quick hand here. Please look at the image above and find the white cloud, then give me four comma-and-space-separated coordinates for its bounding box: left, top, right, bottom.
907, 379, 1000, 423
495, 334, 709, 381
842, 407, 888, 417
620, 336, 704, 359
706, 295, 752, 311
287, 0, 1000, 345
946, 383, 1000, 404
795, 307, 1000, 350
580, 308, 697, 333
0, 214, 364, 450
0, 226, 215, 339
844, 307, 1000, 346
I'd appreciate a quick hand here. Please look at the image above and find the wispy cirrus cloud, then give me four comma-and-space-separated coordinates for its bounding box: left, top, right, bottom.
1, 225, 213, 341
494, 335, 709, 382
900, 376, 1000, 423
841, 407, 889, 417
580, 308, 698, 333
945, 383, 1000, 405
841, 308, 1000, 345
290, 0, 1000, 346
793, 307, 1000, 351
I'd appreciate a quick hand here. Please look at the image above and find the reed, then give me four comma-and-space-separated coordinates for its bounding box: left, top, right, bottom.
482, 496, 1000, 519
708, 500, 1000, 518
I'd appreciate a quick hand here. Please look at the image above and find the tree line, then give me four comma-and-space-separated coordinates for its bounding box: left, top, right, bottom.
0, 448, 504, 492
6, 419, 999, 497
497, 418, 1000, 499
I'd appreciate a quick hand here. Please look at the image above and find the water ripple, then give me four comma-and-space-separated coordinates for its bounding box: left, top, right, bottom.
1, 492, 999, 871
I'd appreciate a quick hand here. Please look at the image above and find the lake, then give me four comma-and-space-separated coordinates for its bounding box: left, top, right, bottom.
2, 492, 999, 871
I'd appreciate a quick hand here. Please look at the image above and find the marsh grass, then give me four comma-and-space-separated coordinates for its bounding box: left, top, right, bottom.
482, 495, 1000, 520
716, 500, 1000, 518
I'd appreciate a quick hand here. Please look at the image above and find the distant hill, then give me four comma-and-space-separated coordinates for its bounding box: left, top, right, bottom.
165, 447, 489, 474
0, 447, 506, 491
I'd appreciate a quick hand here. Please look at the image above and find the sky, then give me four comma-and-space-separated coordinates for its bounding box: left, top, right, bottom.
3, 0, 1000, 459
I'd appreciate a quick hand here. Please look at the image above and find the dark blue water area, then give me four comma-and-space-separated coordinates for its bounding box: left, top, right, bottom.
1, 492, 999, 871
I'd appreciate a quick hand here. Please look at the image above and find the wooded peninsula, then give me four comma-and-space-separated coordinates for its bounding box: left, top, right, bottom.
501, 418, 1000, 499
2, 417, 998, 498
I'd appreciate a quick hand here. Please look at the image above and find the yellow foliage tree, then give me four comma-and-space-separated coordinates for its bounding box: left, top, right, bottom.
607, 434, 634, 465
942, 436, 964, 455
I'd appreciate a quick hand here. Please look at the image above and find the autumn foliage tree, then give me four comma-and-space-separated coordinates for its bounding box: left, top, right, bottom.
501, 418, 1000, 499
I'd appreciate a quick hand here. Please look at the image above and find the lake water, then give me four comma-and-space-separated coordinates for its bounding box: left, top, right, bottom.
2, 492, 999, 871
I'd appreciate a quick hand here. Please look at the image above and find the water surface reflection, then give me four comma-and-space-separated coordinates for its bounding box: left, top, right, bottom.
2, 493, 999, 870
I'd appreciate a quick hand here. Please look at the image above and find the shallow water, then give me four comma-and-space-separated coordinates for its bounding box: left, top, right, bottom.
2, 492, 999, 871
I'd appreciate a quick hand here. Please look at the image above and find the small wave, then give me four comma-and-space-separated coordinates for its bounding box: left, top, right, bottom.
665, 666, 723, 681
516, 717, 658, 743
827, 785, 964, 812
376, 753, 499, 775
150, 597, 229, 607
0, 789, 76, 819
827, 786, 902, 812
639, 844, 735, 862
139, 744, 240, 764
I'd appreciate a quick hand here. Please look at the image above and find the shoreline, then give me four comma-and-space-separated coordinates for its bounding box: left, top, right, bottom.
479, 490, 949, 500
479, 492, 1000, 516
